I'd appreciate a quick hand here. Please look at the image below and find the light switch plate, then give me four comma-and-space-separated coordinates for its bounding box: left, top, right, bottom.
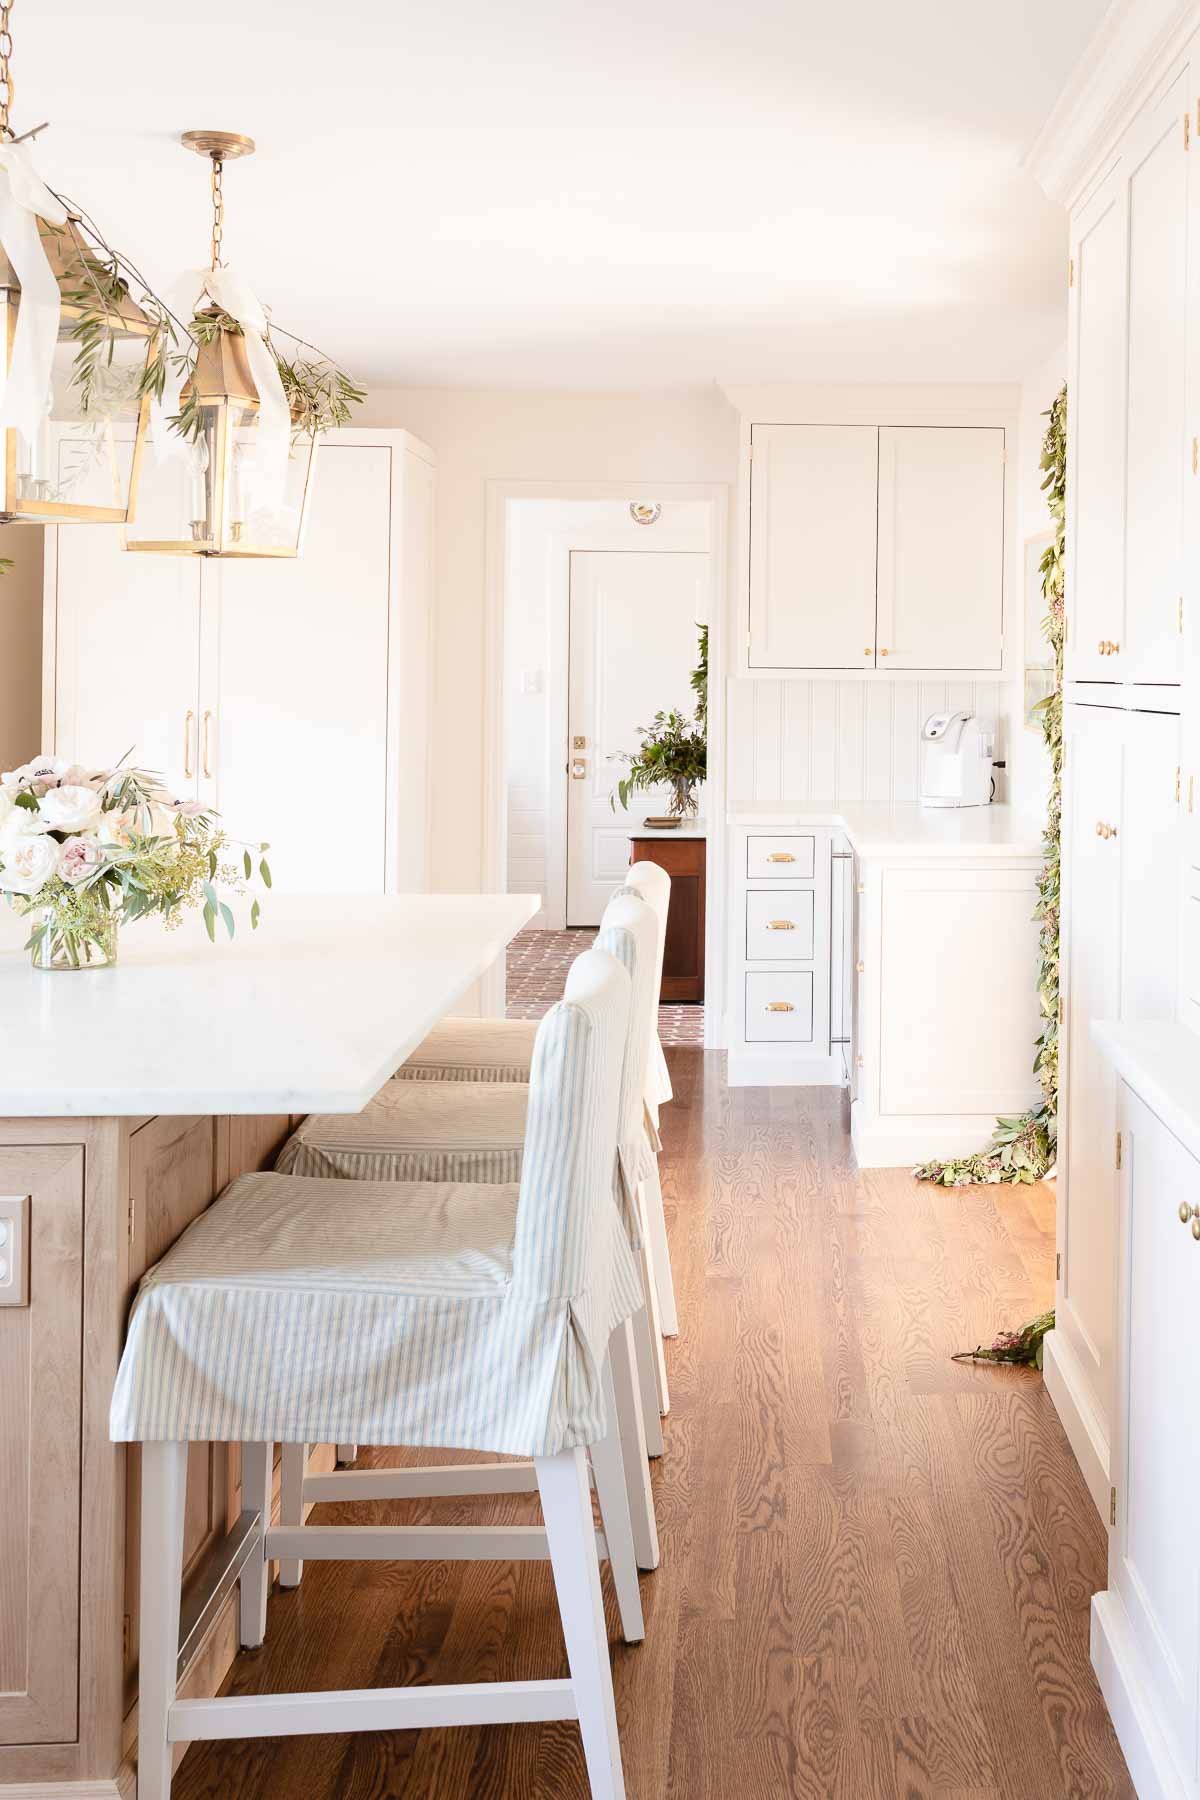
0, 1195, 30, 1306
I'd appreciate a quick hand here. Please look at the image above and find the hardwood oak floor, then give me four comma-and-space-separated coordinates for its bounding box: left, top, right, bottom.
174, 1052, 1133, 1800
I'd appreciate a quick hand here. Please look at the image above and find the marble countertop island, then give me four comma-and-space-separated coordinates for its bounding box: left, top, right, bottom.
728, 802, 1043, 860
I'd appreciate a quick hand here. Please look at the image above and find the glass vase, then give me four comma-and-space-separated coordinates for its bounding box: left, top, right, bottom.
30, 910, 119, 971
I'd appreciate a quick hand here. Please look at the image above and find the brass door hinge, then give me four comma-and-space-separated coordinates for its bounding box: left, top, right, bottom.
1187, 111, 1192, 150
1115, 1131, 1123, 1171
746, 629, 752, 653
1055, 1251, 1062, 1280
1110, 1486, 1118, 1528
1068, 256, 1075, 288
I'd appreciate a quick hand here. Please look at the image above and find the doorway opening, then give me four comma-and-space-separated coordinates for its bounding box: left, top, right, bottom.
490, 490, 724, 1045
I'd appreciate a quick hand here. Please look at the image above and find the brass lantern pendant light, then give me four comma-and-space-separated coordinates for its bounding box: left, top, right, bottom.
124, 130, 357, 559
0, 0, 161, 525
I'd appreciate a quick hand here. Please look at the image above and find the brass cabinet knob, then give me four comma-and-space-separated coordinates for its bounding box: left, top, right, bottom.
766, 1001, 795, 1013
1193, 1218, 1200, 1242
1097, 639, 1122, 657
1096, 821, 1118, 839
879, 647, 889, 657
766, 852, 795, 863
864, 647, 872, 656
856, 960, 865, 972
766, 919, 795, 931
1179, 1201, 1199, 1226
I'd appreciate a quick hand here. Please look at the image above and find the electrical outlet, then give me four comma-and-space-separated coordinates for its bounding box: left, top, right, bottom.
0, 1195, 30, 1307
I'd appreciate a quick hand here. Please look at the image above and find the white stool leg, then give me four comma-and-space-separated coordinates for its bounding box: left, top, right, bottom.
590, 1356, 644, 1643
536, 1446, 627, 1800
631, 1305, 665, 1459
138, 1441, 187, 1800
609, 1316, 659, 1571
239, 1442, 273, 1649
277, 1443, 306, 1589
642, 1154, 679, 1338
638, 1224, 671, 1416
336, 1442, 358, 1463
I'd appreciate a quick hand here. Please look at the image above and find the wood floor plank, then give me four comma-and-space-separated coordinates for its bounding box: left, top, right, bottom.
171, 1053, 1132, 1800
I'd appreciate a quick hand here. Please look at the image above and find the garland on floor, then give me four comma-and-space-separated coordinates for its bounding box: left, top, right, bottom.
951, 1309, 1055, 1370
914, 385, 1066, 1194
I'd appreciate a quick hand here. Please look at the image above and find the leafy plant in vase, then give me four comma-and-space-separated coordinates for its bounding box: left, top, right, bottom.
611, 626, 707, 826
0, 754, 270, 970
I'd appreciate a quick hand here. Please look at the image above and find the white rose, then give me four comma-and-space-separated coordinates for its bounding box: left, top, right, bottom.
98, 809, 141, 848
0, 802, 48, 848
2, 753, 70, 794
56, 833, 104, 887
0, 832, 60, 896
39, 784, 103, 832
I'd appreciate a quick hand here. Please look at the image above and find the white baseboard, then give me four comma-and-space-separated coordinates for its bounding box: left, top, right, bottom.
1042, 1327, 1109, 1521
849, 1109, 1010, 1169
1092, 1589, 1195, 1800
726, 1051, 844, 1088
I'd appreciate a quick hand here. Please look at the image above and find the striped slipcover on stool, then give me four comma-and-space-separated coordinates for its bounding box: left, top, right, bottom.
111, 949, 640, 1800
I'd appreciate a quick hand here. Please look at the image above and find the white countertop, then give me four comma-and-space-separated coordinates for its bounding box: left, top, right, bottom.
0, 892, 539, 1117
627, 820, 708, 840
728, 803, 1044, 859
1093, 1020, 1200, 1164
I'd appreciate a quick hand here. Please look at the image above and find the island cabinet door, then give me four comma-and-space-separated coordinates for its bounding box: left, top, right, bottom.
1111, 1084, 1200, 1786
0, 1144, 83, 1746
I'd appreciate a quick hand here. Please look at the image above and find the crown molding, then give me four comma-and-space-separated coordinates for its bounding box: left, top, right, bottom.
1026, 0, 1200, 207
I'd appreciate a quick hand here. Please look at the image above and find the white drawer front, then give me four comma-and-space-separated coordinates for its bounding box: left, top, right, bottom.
746, 889, 815, 960
746, 834, 816, 879
745, 972, 814, 1042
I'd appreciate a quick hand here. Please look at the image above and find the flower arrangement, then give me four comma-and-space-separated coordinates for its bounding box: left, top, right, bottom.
611, 626, 708, 819
0, 754, 270, 971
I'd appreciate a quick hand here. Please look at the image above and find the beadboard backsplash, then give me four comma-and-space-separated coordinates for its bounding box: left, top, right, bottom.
726, 677, 1007, 807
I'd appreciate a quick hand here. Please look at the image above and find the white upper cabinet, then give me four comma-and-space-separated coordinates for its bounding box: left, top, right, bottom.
744, 419, 1007, 676
877, 427, 1005, 672
1068, 166, 1129, 684
748, 424, 878, 671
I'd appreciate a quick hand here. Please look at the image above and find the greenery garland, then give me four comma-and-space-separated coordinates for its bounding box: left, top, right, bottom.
914, 385, 1066, 1190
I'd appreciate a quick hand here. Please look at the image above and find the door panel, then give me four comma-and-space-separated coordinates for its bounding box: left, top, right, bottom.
748, 424, 879, 670
1068, 172, 1129, 682
53, 523, 202, 797
876, 427, 1004, 671
1124, 70, 1189, 685
1120, 709, 1180, 1019
566, 551, 708, 926
204, 443, 393, 893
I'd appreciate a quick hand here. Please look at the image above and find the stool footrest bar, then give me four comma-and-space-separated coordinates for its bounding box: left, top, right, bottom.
265, 1523, 608, 1562
301, 1461, 539, 1502
168, 1677, 579, 1741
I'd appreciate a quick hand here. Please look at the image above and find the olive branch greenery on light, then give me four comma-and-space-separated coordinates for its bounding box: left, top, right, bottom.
172, 307, 366, 445
915, 385, 1066, 1195
610, 625, 708, 818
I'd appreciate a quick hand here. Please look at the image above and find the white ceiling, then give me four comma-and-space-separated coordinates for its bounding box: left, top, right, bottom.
24, 0, 1106, 390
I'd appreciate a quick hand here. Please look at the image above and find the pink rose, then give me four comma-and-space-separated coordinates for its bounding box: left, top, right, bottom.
56, 834, 104, 887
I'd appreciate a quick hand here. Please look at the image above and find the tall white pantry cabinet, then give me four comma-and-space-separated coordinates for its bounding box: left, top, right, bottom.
1033, 6, 1200, 1794
43, 428, 435, 897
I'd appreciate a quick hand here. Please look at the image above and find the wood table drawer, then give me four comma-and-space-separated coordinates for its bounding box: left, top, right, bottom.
746, 834, 816, 878
744, 972, 814, 1042
746, 889, 815, 960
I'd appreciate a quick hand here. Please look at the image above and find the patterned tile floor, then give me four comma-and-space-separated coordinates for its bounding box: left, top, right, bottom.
506, 926, 705, 1044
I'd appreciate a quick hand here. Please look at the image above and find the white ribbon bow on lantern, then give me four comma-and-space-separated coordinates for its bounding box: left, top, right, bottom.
152, 263, 291, 512
0, 141, 69, 447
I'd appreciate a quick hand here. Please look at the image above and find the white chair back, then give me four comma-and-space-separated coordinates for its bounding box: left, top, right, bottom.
596, 892, 657, 1236
615, 860, 673, 1108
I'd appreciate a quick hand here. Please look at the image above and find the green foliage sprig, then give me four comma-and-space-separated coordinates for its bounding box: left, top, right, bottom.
915, 385, 1066, 1188
172, 310, 366, 446
610, 627, 708, 817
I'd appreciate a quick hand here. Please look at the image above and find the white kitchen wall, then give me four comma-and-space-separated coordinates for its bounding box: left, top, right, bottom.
727, 676, 1005, 806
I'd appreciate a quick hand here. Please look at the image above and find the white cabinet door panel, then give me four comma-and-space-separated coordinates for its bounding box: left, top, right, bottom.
1060, 704, 1124, 1428
1120, 708, 1180, 1020
1068, 170, 1129, 683
51, 525, 202, 797
748, 424, 878, 670
1113, 1086, 1200, 1784
203, 443, 393, 894
1124, 70, 1189, 686
876, 427, 1004, 671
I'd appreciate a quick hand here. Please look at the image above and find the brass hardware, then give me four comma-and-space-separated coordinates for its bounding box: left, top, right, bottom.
1115, 1131, 1122, 1170
1177, 766, 1182, 804
766, 852, 796, 864
1068, 257, 1075, 288
1187, 110, 1192, 150
1098, 639, 1106, 656
1055, 1251, 1062, 1280
766, 1001, 795, 1013
879, 647, 889, 657
857, 883, 866, 894
1178, 1201, 1199, 1226
1058, 996, 1064, 1025
184, 709, 195, 781
855, 1055, 864, 1067
1097, 638, 1121, 656
1110, 1487, 1117, 1528
202, 709, 214, 778
766, 920, 795, 931
570, 759, 586, 780
572, 735, 586, 750
1193, 438, 1198, 476
864, 647, 872, 657
1193, 1217, 1200, 1241
856, 960, 865, 973
1095, 821, 1103, 836
1096, 821, 1117, 840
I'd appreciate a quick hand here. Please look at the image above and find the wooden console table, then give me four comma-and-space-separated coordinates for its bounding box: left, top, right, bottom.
629, 827, 706, 1004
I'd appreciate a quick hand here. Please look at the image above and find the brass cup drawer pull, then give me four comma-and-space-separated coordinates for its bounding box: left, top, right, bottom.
765, 1001, 795, 1013
1098, 639, 1122, 657
766, 919, 795, 931
1095, 821, 1118, 839
767, 852, 796, 864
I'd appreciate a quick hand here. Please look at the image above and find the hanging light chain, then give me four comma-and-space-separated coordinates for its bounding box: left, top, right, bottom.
210, 154, 224, 268
0, 0, 15, 140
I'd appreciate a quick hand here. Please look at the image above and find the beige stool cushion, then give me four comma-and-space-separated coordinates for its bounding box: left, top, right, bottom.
395, 1016, 540, 1083
276, 1079, 530, 1183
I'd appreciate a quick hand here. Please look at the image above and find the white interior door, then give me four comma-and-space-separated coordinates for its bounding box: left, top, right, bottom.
876, 426, 1005, 671
52, 524, 202, 797
748, 424, 878, 670
202, 442, 394, 893
566, 550, 707, 927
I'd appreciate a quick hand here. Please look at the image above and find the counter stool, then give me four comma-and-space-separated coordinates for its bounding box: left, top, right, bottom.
111, 949, 639, 1800
274, 894, 667, 1563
